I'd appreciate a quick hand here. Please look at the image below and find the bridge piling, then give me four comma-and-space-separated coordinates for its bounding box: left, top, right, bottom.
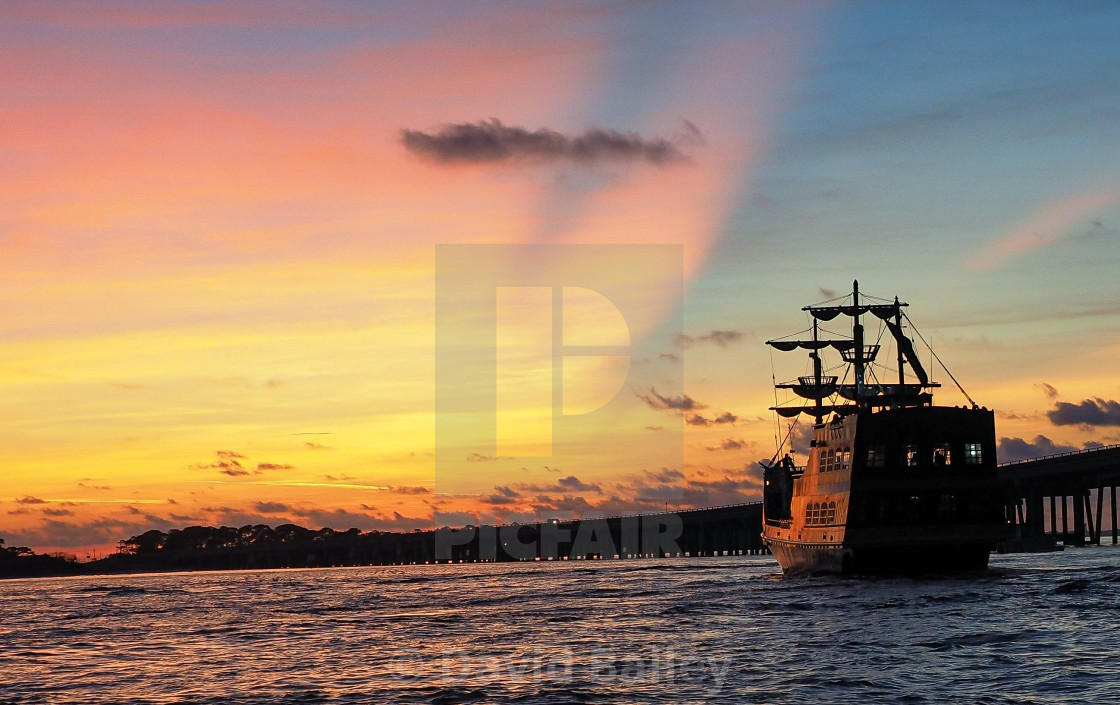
1113, 486, 1118, 545
1027, 491, 1044, 539
1073, 492, 1086, 546
1095, 487, 1105, 546
1000, 445, 1120, 549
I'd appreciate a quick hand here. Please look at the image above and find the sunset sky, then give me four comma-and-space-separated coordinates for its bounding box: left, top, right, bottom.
3, 1, 1120, 554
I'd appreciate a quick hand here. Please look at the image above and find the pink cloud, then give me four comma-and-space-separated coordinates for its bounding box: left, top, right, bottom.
970, 190, 1120, 271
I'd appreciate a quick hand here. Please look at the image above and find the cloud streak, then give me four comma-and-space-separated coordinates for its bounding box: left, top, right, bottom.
674, 330, 743, 348
637, 388, 705, 412
401, 119, 700, 166
970, 190, 1120, 270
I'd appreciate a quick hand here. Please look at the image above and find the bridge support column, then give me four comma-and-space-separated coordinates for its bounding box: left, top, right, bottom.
1049, 495, 1057, 536
1027, 490, 1044, 538
1095, 487, 1105, 546
1106, 484, 1115, 544
1083, 492, 1096, 545
1062, 495, 1068, 538
1073, 492, 1086, 547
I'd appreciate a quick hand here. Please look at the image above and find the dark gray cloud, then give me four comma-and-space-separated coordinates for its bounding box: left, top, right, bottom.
256, 463, 294, 471
41, 507, 73, 517
616, 466, 761, 509
645, 467, 685, 484
482, 491, 518, 506
638, 388, 705, 412
997, 435, 1083, 463
556, 476, 601, 493
401, 119, 698, 166
255, 501, 293, 514
686, 411, 737, 427
193, 450, 254, 477
788, 423, 814, 456
3, 516, 175, 551
673, 330, 743, 349
466, 452, 513, 463
706, 439, 748, 452
1048, 397, 1120, 426
389, 486, 431, 495
1035, 382, 1059, 399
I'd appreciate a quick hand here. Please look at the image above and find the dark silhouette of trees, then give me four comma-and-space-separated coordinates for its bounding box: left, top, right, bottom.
1, 537, 78, 577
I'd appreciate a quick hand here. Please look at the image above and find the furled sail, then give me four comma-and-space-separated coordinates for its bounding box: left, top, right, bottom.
766, 339, 856, 352
770, 404, 856, 418
777, 376, 839, 400
805, 303, 902, 322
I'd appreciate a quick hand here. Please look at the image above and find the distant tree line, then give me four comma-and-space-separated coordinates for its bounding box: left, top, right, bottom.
118, 523, 375, 555
0, 537, 79, 577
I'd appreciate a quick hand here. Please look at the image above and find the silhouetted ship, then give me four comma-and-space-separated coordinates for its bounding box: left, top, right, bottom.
761, 282, 1005, 575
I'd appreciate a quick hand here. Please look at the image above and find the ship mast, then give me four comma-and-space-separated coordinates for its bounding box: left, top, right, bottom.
766, 283, 941, 420
894, 296, 906, 393
811, 318, 823, 424
852, 280, 864, 405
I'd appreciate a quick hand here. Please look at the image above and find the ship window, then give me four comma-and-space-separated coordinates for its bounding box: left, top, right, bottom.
903, 444, 919, 468
841, 449, 851, 469
827, 501, 836, 524
964, 443, 983, 465
866, 445, 886, 468
932, 443, 951, 467
820, 449, 833, 472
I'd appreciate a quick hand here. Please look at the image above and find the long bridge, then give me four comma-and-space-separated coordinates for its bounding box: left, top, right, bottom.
999, 443, 1120, 548
69, 445, 1120, 575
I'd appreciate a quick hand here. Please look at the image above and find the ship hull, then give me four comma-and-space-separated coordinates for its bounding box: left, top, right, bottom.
764, 534, 993, 576
765, 536, 849, 576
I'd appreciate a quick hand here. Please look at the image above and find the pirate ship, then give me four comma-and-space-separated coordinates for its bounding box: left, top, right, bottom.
761, 282, 1005, 575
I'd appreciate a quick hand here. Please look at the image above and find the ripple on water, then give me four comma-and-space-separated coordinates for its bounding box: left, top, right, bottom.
1, 552, 1120, 703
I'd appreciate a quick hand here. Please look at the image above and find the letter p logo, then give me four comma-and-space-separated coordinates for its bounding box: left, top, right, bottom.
435, 244, 682, 506
495, 285, 630, 455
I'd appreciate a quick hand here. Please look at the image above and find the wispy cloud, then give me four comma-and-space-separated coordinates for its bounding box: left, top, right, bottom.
401, 119, 701, 166
256, 463, 294, 471
1035, 382, 1059, 399
192, 450, 251, 476
674, 330, 743, 348
970, 190, 1120, 270
686, 412, 738, 427
637, 388, 706, 412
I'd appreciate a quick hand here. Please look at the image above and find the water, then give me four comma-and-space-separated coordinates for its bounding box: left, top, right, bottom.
3, 548, 1120, 704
